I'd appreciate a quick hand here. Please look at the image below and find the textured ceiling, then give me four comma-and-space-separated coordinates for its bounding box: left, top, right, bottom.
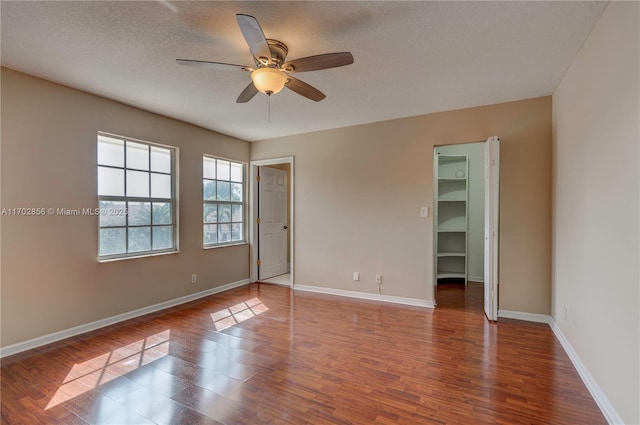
1, 1, 607, 141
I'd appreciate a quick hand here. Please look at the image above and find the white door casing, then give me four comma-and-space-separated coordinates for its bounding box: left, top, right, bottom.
258, 166, 288, 280
484, 136, 500, 321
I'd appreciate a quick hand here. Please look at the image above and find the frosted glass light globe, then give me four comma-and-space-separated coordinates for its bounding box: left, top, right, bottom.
251, 67, 287, 95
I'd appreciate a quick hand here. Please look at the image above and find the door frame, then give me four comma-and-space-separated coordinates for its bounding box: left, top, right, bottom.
249, 156, 294, 287
257, 166, 288, 280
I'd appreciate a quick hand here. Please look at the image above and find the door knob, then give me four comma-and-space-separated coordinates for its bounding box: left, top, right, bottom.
284, 225, 289, 230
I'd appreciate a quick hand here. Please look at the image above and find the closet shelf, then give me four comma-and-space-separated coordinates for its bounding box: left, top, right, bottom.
437, 252, 466, 257
437, 271, 466, 279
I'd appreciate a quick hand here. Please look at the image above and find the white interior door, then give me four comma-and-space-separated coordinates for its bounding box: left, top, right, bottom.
258, 166, 288, 280
484, 136, 500, 321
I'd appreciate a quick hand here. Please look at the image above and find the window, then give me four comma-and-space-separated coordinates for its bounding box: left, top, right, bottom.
97, 134, 177, 259
203, 156, 245, 246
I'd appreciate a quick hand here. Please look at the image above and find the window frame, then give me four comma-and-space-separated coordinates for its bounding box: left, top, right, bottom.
202, 155, 247, 248
97, 132, 179, 261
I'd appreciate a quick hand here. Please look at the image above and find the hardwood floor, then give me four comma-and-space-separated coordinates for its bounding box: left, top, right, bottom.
1, 283, 605, 424
435, 281, 484, 313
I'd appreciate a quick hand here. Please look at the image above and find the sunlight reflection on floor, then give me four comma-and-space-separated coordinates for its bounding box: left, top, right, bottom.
46, 330, 170, 410
211, 298, 268, 331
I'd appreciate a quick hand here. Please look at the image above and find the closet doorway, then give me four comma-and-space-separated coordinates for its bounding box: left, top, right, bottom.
433, 137, 500, 320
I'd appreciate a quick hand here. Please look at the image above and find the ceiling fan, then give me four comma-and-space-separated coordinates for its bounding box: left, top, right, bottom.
177, 14, 354, 103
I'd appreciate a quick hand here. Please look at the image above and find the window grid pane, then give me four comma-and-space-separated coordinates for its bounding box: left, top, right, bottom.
98, 136, 124, 167
151, 173, 171, 199
152, 202, 172, 225
203, 180, 216, 200
216, 181, 230, 201
152, 226, 173, 250
128, 227, 151, 252
126, 170, 149, 198
98, 134, 177, 259
126, 141, 149, 171
204, 204, 218, 224
98, 167, 124, 196
203, 157, 216, 179
203, 157, 245, 247
151, 146, 171, 173
99, 228, 126, 256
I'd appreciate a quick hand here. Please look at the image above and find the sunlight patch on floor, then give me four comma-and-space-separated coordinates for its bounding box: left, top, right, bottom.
211, 298, 268, 331
45, 330, 170, 410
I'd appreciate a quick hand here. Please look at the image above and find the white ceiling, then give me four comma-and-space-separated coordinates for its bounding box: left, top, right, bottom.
1, 1, 607, 142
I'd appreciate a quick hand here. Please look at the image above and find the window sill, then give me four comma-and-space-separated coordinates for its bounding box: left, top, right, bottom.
204, 242, 248, 250
98, 250, 179, 263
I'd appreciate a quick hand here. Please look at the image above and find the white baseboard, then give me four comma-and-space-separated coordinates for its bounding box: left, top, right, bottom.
497, 309, 552, 324
468, 275, 484, 283
0, 278, 251, 358
549, 320, 623, 425
294, 284, 435, 309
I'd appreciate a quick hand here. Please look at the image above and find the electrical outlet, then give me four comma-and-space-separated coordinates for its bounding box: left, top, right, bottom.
562, 307, 568, 321
420, 207, 429, 217
353, 272, 359, 282
191, 274, 197, 284
375, 274, 382, 284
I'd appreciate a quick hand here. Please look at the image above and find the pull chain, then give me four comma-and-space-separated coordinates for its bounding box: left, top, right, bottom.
267, 93, 271, 124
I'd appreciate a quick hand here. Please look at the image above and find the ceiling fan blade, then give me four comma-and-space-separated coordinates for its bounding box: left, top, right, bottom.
236, 14, 271, 64
176, 59, 250, 71
282, 52, 353, 73
236, 82, 259, 103
284, 76, 326, 102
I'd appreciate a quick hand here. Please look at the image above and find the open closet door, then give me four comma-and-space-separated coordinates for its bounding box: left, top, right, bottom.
484, 136, 500, 321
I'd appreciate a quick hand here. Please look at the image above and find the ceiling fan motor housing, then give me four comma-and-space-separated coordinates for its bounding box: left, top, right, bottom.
265, 39, 288, 67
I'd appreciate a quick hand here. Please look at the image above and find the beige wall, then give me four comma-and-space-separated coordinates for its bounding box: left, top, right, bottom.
552, 2, 639, 423
1, 68, 251, 347
251, 97, 552, 312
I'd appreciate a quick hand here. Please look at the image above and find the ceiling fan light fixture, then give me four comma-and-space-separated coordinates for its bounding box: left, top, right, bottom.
251, 67, 287, 95
177, 15, 353, 103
